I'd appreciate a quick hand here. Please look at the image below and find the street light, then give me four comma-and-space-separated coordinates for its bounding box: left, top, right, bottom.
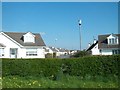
78, 19, 82, 51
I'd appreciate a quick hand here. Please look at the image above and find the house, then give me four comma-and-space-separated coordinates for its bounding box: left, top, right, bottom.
86, 33, 120, 55
86, 39, 99, 55
70, 50, 78, 55
98, 33, 120, 55
48, 47, 63, 57
57, 48, 70, 56
43, 46, 53, 55
43, 46, 70, 58
0, 31, 46, 58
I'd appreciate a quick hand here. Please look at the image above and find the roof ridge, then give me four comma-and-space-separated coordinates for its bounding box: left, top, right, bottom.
4, 31, 40, 35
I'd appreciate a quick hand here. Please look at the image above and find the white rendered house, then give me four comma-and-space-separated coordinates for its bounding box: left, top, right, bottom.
98, 34, 120, 55
0, 32, 46, 58
86, 34, 120, 55
86, 39, 99, 55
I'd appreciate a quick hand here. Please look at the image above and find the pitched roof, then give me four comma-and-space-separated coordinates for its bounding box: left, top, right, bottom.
4, 32, 46, 46
98, 34, 120, 49
57, 48, 69, 52
86, 41, 98, 51
49, 47, 59, 52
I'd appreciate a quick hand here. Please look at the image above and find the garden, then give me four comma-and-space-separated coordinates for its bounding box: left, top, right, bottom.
2, 55, 119, 88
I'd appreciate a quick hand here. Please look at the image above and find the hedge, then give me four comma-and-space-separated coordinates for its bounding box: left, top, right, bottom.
2, 55, 119, 78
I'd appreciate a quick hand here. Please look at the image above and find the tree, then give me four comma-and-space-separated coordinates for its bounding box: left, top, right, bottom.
71, 50, 90, 58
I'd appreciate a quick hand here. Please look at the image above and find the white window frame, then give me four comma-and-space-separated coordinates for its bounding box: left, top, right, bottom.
26, 48, 37, 56
112, 49, 120, 55
107, 34, 119, 45
23, 32, 35, 43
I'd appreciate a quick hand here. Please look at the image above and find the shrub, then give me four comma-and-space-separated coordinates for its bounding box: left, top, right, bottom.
45, 53, 53, 58
2, 55, 119, 78
53, 53, 56, 58
71, 51, 91, 58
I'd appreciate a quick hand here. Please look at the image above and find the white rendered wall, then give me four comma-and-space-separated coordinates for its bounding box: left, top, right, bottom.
101, 49, 113, 55
16, 47, 45, 58
91, 44, 100, 55
0, 33, 21, 58
0, 33, 45, 58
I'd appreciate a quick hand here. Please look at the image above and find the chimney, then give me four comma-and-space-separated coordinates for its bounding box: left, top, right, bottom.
93, 39, 97, 44
88, 43, 91, 47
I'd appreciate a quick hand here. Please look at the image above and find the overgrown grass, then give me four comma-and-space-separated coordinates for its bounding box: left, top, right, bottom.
2, 75, 118, 88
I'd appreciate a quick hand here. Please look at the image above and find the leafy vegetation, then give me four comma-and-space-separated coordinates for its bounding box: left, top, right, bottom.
2, 75, 118, 88
45, 53, 53, 58
2, 55, 119, 77
2, 55, 119, 88
71, 50, 91, 58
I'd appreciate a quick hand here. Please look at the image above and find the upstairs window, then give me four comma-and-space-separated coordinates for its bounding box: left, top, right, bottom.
23, 32, 35, 43
108, 38, 118, 45
107, 34, 119, 45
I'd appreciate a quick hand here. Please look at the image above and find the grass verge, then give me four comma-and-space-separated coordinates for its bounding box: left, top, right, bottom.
2, 75, 118, 88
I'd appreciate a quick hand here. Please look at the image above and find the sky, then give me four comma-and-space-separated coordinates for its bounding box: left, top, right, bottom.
2, 2, 118, 50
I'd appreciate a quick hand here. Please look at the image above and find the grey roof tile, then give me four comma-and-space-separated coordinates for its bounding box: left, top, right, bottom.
4, 32, 46, 46
98, 34, 120, 49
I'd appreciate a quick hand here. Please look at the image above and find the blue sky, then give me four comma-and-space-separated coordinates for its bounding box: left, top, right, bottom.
2, 2, 118, 50
0, 2, 2, 31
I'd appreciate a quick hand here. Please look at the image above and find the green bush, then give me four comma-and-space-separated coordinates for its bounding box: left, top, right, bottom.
45, 53, 53, 58
53, 53, 56, 58
2, 55, 119, 78
71, 51, 91, 58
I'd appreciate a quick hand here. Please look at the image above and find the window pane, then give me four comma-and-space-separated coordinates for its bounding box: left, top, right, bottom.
118, 50, 120, 54
109, 39, 111, 44
115, 38, 117, 44
26, 48, 37, 56
112, 38, 114, 44
112, 50, 115, 55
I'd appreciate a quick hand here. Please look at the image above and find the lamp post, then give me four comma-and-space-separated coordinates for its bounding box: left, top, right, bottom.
78, 19, 82, 51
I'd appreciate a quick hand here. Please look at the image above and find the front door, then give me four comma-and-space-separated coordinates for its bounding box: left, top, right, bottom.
10, 48, 18, 58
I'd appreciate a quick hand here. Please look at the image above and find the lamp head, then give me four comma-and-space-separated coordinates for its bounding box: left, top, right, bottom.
78, 19, 82, 25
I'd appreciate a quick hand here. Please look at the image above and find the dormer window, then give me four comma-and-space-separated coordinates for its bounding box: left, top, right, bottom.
23, 32, 35, 43
107, 34, 119, 45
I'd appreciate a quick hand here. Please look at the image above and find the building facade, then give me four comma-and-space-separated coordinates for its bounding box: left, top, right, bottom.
87, 34, 120, 55
0, 32, 46, 58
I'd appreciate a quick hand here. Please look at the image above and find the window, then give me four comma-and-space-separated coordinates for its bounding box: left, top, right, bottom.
24, 36, 34, 43
99, 49, 102, 53
112, 38, 114, 44
108, 38, 118, 45
26, 48, 37, 56
112, 50, 120, 55
23, 32, 35, 43
10, 48, 17, 55
118, 50, 120, 54
115, 38, 117, 44
109, 39, 112, 44
107, 34, 119, 45
0, 48, 4, 57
